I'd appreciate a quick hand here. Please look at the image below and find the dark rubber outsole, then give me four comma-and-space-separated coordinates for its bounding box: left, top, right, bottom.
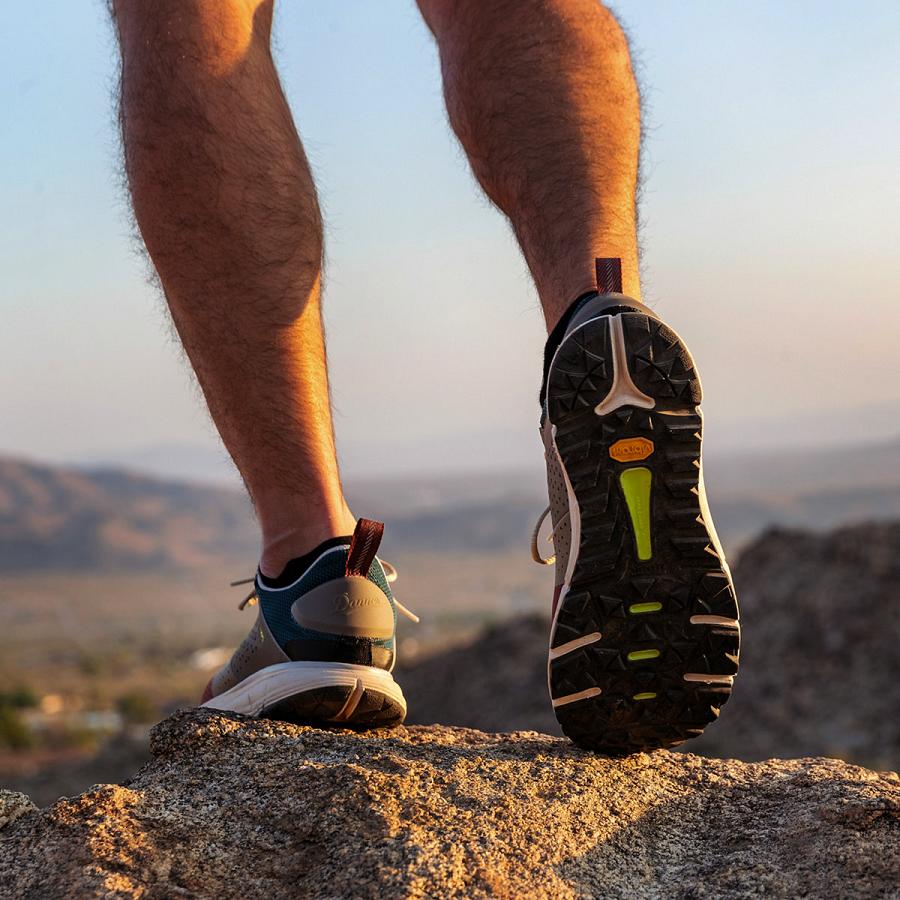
261, 686, 405, 730
546, 311, 740, 755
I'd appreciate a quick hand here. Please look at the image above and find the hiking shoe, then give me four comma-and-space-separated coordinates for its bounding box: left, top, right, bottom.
201, 518, 413, 728
535, 264, 740, 754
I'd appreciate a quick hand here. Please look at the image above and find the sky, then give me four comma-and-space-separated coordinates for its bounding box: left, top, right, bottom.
2, 1, 899, 482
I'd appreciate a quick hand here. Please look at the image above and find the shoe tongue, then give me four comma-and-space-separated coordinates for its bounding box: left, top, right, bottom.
257, 534, 353, 589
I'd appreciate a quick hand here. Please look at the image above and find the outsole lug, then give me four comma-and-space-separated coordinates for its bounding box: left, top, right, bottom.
261, 685, 405, 729
547, 310, 740, 755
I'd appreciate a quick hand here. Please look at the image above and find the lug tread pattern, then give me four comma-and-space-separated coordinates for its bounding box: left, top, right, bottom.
547, 319, 615, 422
623, 314, 702, 406
261, 685, 405, 729
547, 312, 739, 755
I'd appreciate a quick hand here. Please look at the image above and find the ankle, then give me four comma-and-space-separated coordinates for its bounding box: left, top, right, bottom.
534, 247, 641, 330
257, 500, 357, 579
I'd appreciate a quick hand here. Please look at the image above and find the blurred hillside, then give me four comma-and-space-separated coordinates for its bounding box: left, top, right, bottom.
3, 441, 900, 803
3, 436, 900, 573
0, 458, 255, 571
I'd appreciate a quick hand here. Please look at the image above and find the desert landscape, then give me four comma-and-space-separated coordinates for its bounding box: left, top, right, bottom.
2, 438, 900, 807
3, 424, 900, 900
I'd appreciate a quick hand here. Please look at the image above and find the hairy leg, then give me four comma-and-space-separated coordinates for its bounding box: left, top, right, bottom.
416, 0, 642, 328
112, 0, 355, 574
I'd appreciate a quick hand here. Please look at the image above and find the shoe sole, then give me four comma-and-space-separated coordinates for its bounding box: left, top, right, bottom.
545, 310, 740, 754
201, 661, 407, 728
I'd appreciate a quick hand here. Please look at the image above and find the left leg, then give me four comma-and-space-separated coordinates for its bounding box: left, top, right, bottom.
417, 0, 740, 754
416, 0, 642, 329
112, 0, 355, 577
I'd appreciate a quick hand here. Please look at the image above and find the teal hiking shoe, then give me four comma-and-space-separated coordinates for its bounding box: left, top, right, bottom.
201, 518, 414, 727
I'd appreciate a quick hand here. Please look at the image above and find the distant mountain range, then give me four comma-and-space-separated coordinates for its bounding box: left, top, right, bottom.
0, 457, 255, 571
2, 435, 899, 572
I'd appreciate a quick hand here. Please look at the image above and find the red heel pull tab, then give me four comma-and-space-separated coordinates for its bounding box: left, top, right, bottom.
346, 518, 385, 577
595, 257, 623, 294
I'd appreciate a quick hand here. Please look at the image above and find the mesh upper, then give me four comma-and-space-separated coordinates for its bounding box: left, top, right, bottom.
257, 546, 396, 650
542, 421, 572, 584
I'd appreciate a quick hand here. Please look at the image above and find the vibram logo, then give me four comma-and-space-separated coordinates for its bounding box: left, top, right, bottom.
332, 592, 377, 614
609, 437, 654, 462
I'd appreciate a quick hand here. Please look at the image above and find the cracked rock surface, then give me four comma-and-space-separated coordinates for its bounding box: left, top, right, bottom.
1, 709, 898, 898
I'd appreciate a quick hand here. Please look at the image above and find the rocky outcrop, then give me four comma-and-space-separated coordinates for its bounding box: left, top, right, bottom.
1, 709, 898, 899
689, 522, 900, 769
0, 792, 34, 830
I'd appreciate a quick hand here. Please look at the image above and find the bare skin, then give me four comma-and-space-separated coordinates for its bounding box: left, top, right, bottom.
112, 0, 355, 576
417, 0, 642, 327
112, 0, 641, 573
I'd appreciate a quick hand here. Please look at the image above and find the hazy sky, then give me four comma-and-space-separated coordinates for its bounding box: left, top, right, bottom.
3, 1, 899, 481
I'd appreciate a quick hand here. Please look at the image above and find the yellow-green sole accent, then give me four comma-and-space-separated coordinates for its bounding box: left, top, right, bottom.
619, 466, 653, 561
629, 601, 662, 615
627, 648, 660, 662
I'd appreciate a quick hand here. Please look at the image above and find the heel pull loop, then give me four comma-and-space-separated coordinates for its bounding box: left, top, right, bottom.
346, 518, 385, 577
595, 257, 623, 294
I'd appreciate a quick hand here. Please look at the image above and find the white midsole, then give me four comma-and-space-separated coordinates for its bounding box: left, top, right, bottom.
201, 661, 406, 719
544, 312, 623, 654
545, 422, 581, 701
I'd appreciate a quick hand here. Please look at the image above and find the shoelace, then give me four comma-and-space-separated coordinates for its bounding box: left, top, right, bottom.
230, 560, 420, 623
530, 506, 570, 566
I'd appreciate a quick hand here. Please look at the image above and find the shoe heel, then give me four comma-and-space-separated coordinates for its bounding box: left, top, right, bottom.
261, 681, 406, 728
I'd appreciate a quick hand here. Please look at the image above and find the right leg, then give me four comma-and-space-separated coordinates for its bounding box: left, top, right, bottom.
112, 0, 355, 576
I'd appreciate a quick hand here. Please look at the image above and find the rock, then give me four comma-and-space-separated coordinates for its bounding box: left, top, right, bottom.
688, 522, 900, 769
1, 709, 898, 899
0, 792, 36, 830
400, 614, 559, 736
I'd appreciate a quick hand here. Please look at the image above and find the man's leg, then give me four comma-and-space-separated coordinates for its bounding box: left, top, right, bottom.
113, 1, 408, 728
113, 0, 355, 576
418, 0, 740, 754
415, 0, 642, 328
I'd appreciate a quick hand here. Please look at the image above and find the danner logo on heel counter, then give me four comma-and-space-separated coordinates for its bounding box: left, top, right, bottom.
291, 576, 394, 640
333, 592, 378, 613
